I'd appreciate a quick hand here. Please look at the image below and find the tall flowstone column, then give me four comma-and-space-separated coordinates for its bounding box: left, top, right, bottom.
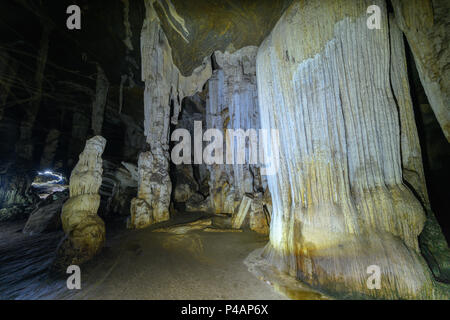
58, 136, 106, 266
130, 0, 211, 228
256, 0, 441, 299
205, 46, 263, 214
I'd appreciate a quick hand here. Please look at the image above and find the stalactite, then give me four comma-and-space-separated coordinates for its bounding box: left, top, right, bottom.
57, 136, 107, 266
391, 0, 450, 142
256, 0, 444, 299
0, 50, 18, 122
16, 24, 51, 160
121, 0, 134, 51
39, 129, 60, 170
91, 64, 109, 136
130, 0, 211, 228
68, 111, 90, 167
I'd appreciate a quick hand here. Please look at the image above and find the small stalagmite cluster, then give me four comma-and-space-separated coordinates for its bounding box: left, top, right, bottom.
57, 136, 107, 266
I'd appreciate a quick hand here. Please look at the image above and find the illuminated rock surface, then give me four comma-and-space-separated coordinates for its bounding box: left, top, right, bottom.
57, 136, 107, 266
392, 0, 450, 142
205, 46, 264, 214
130, 0, 212, 229
0, 0, 448, 301
256, 0, 446, 299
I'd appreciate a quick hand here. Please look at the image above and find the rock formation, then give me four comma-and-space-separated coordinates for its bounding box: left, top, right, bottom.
205, 47, 264, 214
129, 0, 211, 228
129, 151, 172, 228
256, 0, 443, 299
39, 129, 60, 170
91, 64, 110, 136
389, 14, 450, 281
58, 136, 106, 266
391, 0, 450, 142
0, 0, 449, 301
23, 191, 68, 235
0, 162, 37, 222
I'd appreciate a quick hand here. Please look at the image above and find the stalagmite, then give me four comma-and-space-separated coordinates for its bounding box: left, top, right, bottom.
130, 0, 211, 228
391, 0, 450, 142
231, 195, 252, 229
249, 195, 270, 235
129, 151, 171, 228
256, 0, 443, 299
58, 136, 106, 265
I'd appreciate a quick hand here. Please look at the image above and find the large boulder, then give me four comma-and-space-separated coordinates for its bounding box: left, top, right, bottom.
23, 191, 68, 235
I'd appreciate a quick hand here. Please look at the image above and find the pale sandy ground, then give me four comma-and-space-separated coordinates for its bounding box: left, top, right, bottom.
0, 215, 326, 300
71, 229, 286, 300
0, 217, 286, 299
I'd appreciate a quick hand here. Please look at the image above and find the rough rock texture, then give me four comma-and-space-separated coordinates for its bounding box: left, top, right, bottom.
389, 14, 450, 282
231, 194, 269, 235
39, 129, 60, 170
205, 46, 264, 214
58, 136, 106, 266
248, 194, 270, 235
23, 191, 68, 235
91, 65, 110, 136
173, 165, 198, 203
153, 0, 293, 75
129, 151, 172, 228
0, 162, 37, 221
391, 0, 450, 142
231, 195, 252, 229
173, 101, 209, 210
99, 160, 138, 219
130, 0, 212, 228
256, 0, 444, 299
15, 24, 51, 161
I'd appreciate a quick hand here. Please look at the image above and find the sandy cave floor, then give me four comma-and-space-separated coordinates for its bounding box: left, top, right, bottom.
0, 214, 327, 300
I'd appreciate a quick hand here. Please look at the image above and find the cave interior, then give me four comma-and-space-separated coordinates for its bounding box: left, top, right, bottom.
0, 0, 449, 300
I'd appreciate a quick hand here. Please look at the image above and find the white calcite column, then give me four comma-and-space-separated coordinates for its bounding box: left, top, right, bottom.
59, 136, 106, 265
256, 0, 441, 299
130, 0, 211, 228
205, 46, 263, 214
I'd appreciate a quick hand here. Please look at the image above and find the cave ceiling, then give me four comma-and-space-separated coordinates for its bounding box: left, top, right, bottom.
1, 0, 292, 82
154, 0, 293, 75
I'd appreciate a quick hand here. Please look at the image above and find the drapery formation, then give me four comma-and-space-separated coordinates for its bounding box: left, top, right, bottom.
129, 0, 211, 228
256, 0, 442, 299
